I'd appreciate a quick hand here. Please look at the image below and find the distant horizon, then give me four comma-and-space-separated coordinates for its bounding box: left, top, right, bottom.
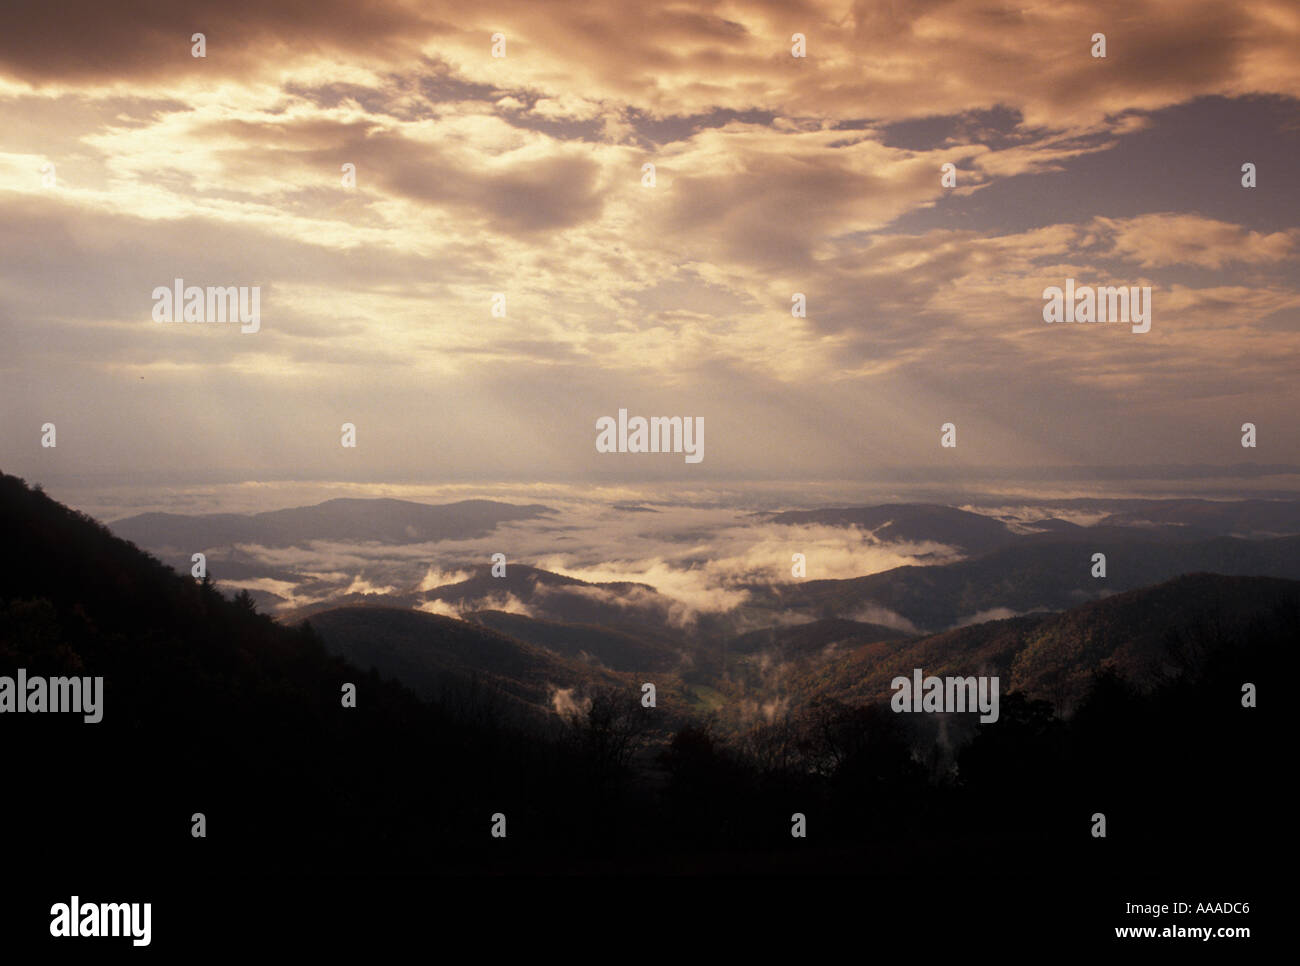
10, 465, 1296, 524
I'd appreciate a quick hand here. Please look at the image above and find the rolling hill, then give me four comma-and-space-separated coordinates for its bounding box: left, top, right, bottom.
786, 572, 1300, 713
463, 608, 681, 672
306, 605, 631, 715
763, 503, 1017, 555
111, 497, 555, 548
748, 530, 1300, 632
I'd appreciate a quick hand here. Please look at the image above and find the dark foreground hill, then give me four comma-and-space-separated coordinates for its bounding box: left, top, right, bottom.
0, 473, 659, 874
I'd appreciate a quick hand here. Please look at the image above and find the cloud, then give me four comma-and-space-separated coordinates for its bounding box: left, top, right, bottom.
531, 517, 962, 626
0, 0, 432, 86
214, 576, 298, 598
11, 0, 1296, 131
3, 1, 1299, 491
1096, 213, 1296, 269
416, 566, 473, 591
416, 598, 463, 619
549, 685, 591, 718
342, 575, 398, 596
848, 605, 920, 634
470, 593, 535, 617
949, 606, 1029, 629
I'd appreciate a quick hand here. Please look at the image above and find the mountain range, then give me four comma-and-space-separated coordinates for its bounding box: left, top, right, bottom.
0, 470, 1285, 880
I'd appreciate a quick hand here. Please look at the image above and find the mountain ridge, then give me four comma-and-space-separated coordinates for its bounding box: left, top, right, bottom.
111, 497, 555, 548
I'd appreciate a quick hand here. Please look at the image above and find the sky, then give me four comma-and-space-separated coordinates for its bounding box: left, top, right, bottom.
1, 0, 1298, 496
